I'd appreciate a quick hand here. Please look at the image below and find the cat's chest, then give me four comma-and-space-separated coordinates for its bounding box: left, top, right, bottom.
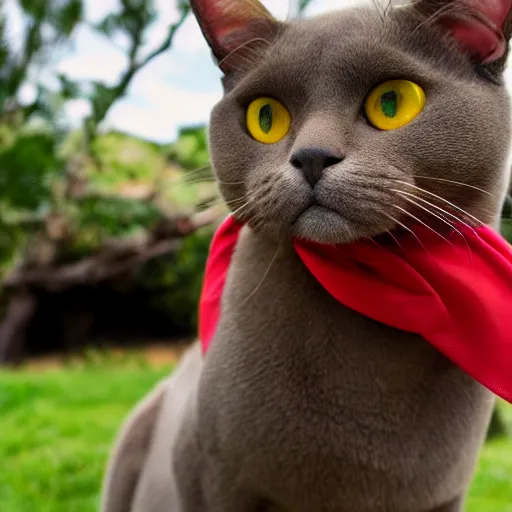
196, 228, 492, 510
201, 227, 479, 416
213, 227, 442, 397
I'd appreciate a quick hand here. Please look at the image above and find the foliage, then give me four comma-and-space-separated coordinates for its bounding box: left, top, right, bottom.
85, 0, 191, 140
0, 1, 221, 344
0, 127, 63, 273
0, 360, 511, 511
165, 125, 210, 172
139, 227, 214, 331
0, 126, 217, 335
88, 132, 165, 189
0, 130, 62, 210
0, 0, 83, 120
1, 0, 190, 140
501, 195, 512, 243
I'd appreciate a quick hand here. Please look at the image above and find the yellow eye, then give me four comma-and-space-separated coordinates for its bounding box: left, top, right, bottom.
246, 97, 291, 144
365, 80, 426, 131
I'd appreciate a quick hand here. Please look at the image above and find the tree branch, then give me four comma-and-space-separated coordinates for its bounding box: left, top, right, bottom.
116, 6, 190, 98
2, 205, 221, 292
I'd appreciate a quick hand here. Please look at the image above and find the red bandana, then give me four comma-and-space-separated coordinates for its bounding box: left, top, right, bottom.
199, 215, 512, 403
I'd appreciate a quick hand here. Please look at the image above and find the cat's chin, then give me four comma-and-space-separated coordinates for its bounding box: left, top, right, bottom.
292, 205, 367, 245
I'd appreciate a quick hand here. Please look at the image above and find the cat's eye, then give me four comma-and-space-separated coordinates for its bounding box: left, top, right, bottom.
246, 97, 291, 144
365, 80, 426, 131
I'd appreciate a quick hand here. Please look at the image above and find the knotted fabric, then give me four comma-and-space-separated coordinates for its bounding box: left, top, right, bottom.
199, 215, 512, 403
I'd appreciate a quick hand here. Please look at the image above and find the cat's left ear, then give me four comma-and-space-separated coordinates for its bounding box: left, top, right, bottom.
415, 0, 512, 71
190, 0, 281, 74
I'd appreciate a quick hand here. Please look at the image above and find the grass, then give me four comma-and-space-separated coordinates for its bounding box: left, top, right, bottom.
0, 355, 511, 512
0, 354, 170, 512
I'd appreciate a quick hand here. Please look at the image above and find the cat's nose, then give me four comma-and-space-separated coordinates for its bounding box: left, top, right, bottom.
290, 148, 343, 187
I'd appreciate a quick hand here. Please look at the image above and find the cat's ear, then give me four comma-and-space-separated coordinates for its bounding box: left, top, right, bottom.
415, 0, 512, 69
190, 0, 280, 74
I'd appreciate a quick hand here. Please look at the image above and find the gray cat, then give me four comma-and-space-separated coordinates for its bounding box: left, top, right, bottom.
101, 0, 512, 511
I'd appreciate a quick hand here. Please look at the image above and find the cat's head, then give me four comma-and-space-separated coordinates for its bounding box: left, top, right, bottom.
191, 0, 512, 244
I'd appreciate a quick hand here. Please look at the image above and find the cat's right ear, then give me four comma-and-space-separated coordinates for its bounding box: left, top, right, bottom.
414, 0, 512, 74
190, 0, 280, 75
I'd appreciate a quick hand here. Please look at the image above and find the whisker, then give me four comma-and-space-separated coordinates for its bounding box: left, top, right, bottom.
218, 37, 271, 70
181, 176, 245, 188
398, 194, 456, 230
394, 180, 485, 226
230, 201, 252, 217
411, 175, 495, 197
210, 195, 245, 205
240, 241, 281, 306
217, 179, 246, 186
392, 189, 479, 236
384, 212, 430, 254
396, 193, 473, 263
181, 177, 216, 186
183, 165, 213, 178
386, 229, 404, 250
412, 3, 457, 34
371, 0, 385, 22
393, 205, 453, 246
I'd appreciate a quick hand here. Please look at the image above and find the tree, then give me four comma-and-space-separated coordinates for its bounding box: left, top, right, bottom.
1, 0, 190, 150
0, 0, 83, 126
0, 2, 220, 364
84, 0, 190, 148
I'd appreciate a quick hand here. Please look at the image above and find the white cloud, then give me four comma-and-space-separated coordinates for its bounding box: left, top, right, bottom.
56, 25, 128, 85
103, 86, 221, 142
306, 0, 371, 15
171, 14, 211, 55
261, 0, 291, 20
64, 99, 93, 127
3, 0, 25, 54
17, 83, 37, 105
83, 0, 121, 23
16, 0, 512, 144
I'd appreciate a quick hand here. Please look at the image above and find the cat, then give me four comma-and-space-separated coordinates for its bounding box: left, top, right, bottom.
101, 0, 512, 511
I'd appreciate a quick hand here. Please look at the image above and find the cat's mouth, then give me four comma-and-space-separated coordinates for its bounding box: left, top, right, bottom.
292, 204, 362, 245
291, 201, 395, 245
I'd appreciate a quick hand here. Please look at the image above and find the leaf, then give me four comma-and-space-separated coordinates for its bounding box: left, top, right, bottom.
50, 0, 83, 36
0, 132, 63, 210
57, 74, 81, 100
94, 14, 121, 37
76, 196, 163, 239
18, 0, 47, 21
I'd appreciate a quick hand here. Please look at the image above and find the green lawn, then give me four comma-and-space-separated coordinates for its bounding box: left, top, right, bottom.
0, 356, 511, 512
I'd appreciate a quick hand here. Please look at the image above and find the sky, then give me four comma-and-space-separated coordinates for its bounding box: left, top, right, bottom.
5, 0, 512, 143
4, 0, 376, 142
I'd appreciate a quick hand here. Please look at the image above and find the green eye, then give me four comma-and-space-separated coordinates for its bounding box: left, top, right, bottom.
365, 80, 426, 131
259, 104, 273, 133
380, 91, 398, 118
246, 97, 291, 144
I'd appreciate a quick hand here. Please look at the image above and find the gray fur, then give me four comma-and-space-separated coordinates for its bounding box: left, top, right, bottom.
101, 377, 168, 512
101, 1, 512, 510
101, 343, 203, 512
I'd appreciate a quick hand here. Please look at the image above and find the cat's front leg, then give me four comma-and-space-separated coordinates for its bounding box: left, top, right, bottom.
173, 414, 262, 512
201, 470, 265, 512
427, 496, 464, 512
172, 410, 206, 511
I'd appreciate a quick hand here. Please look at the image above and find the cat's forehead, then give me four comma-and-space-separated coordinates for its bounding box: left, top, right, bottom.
236, 6, 474, 99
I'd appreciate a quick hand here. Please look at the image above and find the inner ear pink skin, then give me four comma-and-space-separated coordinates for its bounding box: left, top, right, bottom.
190, 0, 275, 62
482, 0, 512, 27
443, 15, 506, 63
438, 0, 512, 64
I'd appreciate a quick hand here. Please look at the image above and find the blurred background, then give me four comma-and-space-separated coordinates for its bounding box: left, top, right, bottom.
0, 0, 511, 510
